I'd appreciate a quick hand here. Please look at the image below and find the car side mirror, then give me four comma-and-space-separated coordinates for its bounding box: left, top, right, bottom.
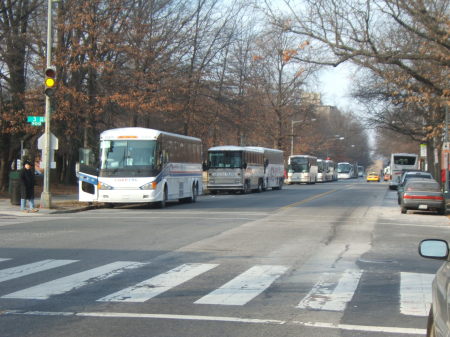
419, 239, 449, 260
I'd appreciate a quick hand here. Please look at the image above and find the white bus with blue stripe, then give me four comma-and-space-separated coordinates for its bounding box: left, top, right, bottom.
78, 127, 202, 207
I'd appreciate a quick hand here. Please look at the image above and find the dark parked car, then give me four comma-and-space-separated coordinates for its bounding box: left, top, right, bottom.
419, 239, 450, 337
397, 171, 434, 204
399, 179, 445, 214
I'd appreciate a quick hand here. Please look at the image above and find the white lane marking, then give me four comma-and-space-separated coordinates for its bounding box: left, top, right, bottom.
297, 269, 363, 311
2, 310, 426, 334
0, 258, 11, 263
0, 259, 77, 283
294, 321, 425, 335
3, 310, 285, 324
98, 263, 218, 303
2, 261, 146, 300
400, 272, 434, 316
195, 265, 289, 306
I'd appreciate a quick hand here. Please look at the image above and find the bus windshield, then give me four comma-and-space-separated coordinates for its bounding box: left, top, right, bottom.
209, 151, 242, 168
317, 161, 324, 172
99, 140, 157, 177
289, 157, 309, 173
337, 163, 351, 173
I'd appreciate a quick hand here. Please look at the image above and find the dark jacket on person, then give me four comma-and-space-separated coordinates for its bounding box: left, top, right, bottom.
20, 167, 35, 199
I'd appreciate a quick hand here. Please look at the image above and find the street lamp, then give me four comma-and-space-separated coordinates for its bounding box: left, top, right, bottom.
291, 118, 316, 156
325, 135, 345, 158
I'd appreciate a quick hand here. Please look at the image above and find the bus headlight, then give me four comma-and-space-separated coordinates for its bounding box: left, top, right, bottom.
140, 181, 157, 190
98, 182, 113, 190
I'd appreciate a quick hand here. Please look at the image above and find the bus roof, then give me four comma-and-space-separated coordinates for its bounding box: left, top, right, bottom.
245, 146, 283, 154
391, 153, 418, 157
208, 145, 245, 151
289, 155, 317, 159
208, 146, 283, 154
100, 127, 201, 142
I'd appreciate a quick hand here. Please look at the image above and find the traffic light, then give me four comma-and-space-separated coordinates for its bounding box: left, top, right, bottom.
44, 67, 56, 97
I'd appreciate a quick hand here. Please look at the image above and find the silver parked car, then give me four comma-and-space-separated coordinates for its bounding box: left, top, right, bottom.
399, 179, 445, 215
419, 239, 450, 337
397, 171, 434, 204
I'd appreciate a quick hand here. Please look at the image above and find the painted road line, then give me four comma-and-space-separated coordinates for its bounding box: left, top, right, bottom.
2, 261, 146, 300
297, 269, 362, 311
281, 189, 339, 210
2, 310, 285, 324
1, 310, 426, 334
0, 258, 11, 263
195, 265, 289, 306
98, 263, 218, 303
0, 259, 77, 283
293, 321, 425, 335
400, 272, 434, 316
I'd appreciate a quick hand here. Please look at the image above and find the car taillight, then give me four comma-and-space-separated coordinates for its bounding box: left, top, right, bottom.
403, 195, 444, 200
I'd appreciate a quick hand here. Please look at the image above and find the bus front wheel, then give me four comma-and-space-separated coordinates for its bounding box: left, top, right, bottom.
158, 186, 168, 208
243, 181, 251, 194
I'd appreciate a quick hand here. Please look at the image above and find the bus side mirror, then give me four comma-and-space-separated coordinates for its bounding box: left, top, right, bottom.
242, 162, 247, 169
264, 159, 269, 168
202, 162, 209, 171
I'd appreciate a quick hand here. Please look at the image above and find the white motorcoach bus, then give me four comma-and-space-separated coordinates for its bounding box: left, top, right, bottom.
388, 153, 419, 190
78, 127, 203, 207
337, 162, 354, 179
206, 146, 283, 193
246, 147, 284, 190
285, 155, 318, 184
326, 159, 337, 181
317, 159, 328, 182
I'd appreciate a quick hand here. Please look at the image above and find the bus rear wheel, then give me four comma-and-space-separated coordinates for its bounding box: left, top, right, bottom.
190, 184, 198, 203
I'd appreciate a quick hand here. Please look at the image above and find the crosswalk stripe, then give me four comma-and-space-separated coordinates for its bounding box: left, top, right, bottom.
297, 269, 362, 311
98, 263, 218, 303
2, 261, 146, 300
400, 272, 434, 316
0, 259, 77, 283
195, 265, 289, 306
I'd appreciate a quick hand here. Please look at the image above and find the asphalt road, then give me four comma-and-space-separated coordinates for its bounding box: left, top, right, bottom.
0, 179, 449, 337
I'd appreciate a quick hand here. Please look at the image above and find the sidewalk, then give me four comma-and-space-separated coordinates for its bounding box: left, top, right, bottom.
0, 184, 98, 215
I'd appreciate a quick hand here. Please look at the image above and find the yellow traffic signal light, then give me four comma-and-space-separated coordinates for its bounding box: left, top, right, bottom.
44, 67, 56, 97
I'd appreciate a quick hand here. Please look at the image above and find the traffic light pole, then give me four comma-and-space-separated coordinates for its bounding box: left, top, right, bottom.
40, 0, 53, 208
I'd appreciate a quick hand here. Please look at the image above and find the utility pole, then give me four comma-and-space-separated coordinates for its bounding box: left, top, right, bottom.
445, 105, 449, 193
40, 0, 53, 208
291, 120, 301, 156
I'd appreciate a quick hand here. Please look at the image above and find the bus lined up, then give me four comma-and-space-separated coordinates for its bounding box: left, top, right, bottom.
285, 155, 318, 184
205, 146, 284, 193
78, 127, 202, 207
317, 159, 338, 182
337, 162, 355, 179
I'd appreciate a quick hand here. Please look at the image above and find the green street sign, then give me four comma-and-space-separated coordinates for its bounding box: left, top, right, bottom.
27, 116, 45, 126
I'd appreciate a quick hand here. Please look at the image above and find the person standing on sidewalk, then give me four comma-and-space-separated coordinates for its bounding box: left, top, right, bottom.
20, 160, 38, 213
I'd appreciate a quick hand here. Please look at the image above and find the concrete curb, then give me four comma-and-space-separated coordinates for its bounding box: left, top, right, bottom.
48, 204, 103, 214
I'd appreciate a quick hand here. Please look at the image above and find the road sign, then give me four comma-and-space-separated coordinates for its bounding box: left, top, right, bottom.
38, 133, 58, 169
27, 116, 45, 126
